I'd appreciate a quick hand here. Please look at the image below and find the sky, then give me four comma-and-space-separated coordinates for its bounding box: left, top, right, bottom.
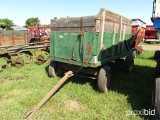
0, 0, 154, 26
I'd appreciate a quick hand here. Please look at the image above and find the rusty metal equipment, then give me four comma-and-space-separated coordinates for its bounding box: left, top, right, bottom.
131, 19, 146, 52
15, 57, 24, 67
0, 28, 50, 70
25, 71, 73, 119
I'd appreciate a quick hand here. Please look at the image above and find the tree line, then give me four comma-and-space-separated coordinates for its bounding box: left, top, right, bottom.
0, 17, 40, 28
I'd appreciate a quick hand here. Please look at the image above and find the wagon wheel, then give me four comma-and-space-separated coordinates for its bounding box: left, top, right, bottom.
15, 57, 24, 67
97, 66, 111, 93
48, 61, 57, 77
37, 55, 44, 65
132, 48, 137, 58
124, 56, 134, 73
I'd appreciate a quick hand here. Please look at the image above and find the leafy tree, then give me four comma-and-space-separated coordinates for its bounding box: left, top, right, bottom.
25, 17, 40, 27
0, 18, 14, 27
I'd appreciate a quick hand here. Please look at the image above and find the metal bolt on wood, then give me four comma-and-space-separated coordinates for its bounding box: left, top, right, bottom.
24, 71, 73, 119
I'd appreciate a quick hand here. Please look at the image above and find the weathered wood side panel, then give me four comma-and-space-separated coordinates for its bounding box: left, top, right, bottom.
51, 9, 131, 34
51, 16, 96, 32
104, 22, 131, 34
13, 35, 27, 45
51, 27, 95, 32
103, 9, 131, 34
51, 8, 131, 33
1, 35, 13, 46
13, 31, 28, 45
105, 9, 131, 26
0, 30, 28, 47
51, 16, 95, 27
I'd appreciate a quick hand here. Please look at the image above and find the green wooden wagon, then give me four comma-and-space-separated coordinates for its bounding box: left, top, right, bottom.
48, 8, 137, 92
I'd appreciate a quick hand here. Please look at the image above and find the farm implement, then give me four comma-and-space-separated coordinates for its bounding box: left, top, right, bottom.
25, 8, 141, 118
0, 28, 50, 71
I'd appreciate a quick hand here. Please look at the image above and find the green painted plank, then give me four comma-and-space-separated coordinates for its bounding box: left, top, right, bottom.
49, 32, 132, 68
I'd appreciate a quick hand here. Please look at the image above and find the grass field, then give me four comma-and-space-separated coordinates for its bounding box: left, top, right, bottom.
0, 51, 157, 120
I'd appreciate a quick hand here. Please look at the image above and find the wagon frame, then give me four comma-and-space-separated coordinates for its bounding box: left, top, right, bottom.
49, 8, 137, 92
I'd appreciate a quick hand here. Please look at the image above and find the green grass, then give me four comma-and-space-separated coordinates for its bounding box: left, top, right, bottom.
0, 51, 157, 120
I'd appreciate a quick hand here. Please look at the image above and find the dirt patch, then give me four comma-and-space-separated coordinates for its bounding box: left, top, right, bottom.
3, 78, 15, 84
140, 45, 160, 51
10, 89, 31, 95
65, 100, 87, 111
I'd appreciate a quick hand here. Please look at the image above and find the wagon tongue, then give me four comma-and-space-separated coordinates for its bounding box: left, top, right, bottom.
24, 71, 74, 119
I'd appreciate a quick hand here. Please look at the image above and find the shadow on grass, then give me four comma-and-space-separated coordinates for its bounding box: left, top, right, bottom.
109, 64, 156, 120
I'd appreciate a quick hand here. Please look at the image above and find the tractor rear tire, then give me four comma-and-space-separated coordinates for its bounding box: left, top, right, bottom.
155, 59, 160, 78
97, 66, 111, 93
154, 50, 160, 60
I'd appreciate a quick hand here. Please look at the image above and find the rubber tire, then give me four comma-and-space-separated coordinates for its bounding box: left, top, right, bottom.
155, 59, 160, 78
124, 56, 134, 73
48, 61, 57, 77
97, 66, 111, 93
132, 50, 137, 59
154, 50, 160, 60
153, 78, 160, 120
131, 48, 137, 58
